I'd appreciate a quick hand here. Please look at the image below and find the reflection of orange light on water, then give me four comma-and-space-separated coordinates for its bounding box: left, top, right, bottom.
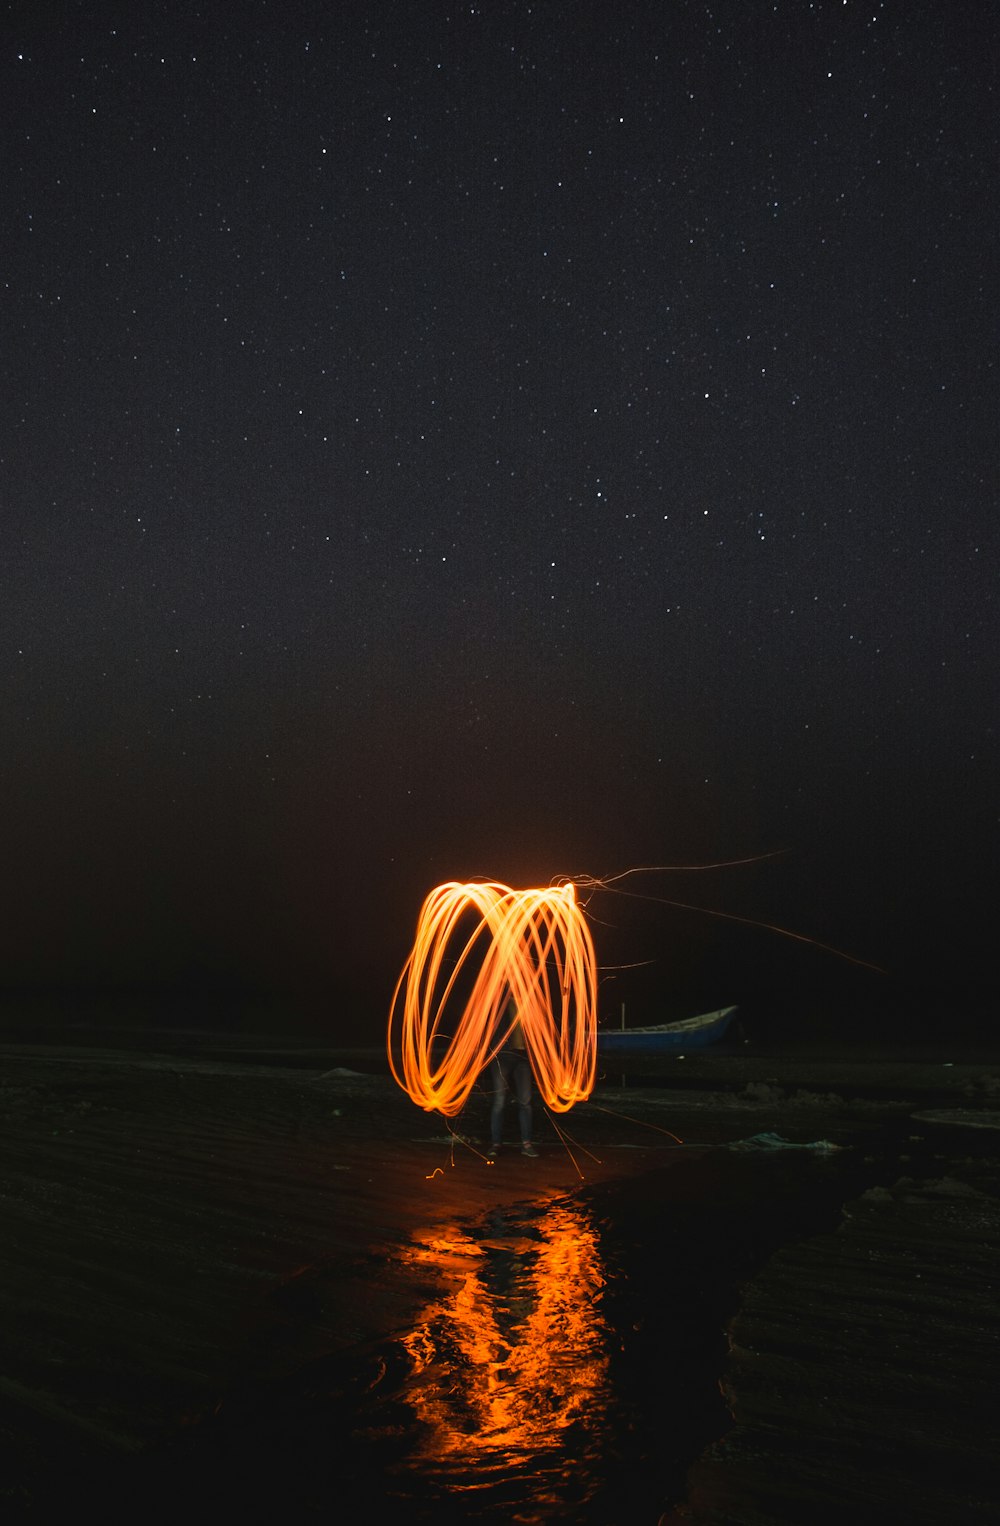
387, 880, 598, 1116
398, 1200, 611, 1481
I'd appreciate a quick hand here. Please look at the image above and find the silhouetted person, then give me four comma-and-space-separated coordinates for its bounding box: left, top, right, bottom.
487, 997, 538, 1158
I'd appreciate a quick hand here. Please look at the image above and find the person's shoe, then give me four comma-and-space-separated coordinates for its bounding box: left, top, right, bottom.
521, 1142, 539, 1158
486, 1144, 500, 1160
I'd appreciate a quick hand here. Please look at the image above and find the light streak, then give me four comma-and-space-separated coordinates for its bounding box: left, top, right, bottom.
389, 860, 882, 1127
587, 1102, 685, 1144
570, 862, 886, 973
541, 1105, 603, 1178
387, 880, 598, 1117
574, 852, 787, 885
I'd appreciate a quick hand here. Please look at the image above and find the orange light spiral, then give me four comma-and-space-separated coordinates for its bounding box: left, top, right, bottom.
387, 880, 598, 1116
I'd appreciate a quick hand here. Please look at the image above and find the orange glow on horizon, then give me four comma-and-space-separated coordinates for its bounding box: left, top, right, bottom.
387, 879, 598, 1116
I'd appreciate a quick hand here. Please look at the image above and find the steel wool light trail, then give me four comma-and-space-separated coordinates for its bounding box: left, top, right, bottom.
387, 880, 598, 1117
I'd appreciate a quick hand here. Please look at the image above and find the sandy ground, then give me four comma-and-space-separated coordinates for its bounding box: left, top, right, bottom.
1, 1032, 998, 1523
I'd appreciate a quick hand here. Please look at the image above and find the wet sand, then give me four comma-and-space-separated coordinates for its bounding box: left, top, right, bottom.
1, 1030, 998, 1523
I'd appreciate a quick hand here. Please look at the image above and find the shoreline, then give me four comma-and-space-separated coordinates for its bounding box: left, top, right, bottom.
1, 1034, 998, 1521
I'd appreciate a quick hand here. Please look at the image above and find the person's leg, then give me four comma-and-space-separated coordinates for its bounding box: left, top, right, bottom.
490, 1056, 508, 1147
513, 1057, 533, 1146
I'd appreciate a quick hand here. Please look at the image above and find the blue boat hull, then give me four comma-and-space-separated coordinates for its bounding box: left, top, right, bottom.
597, 1005, 738, 1055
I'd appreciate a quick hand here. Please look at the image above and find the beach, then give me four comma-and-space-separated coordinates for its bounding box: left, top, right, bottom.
1, 1027, 998, 1523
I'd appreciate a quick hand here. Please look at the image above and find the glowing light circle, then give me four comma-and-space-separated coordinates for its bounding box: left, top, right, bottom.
387, 880, 598, 1117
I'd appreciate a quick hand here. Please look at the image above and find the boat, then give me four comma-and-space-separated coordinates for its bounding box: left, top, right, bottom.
597, 1005, 739, 1055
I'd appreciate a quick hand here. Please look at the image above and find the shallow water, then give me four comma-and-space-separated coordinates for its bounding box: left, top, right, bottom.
158, 1137, 891, 1525
384, 1196, 621, 1521
4, 1032, 996, 1522
172, 1191, 673, 1523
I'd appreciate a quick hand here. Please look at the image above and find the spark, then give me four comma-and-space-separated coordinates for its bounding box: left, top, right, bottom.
568, 861, 886, 973
573, 852, 787, 885
387, 880, 598, 1117
587, 1102, 685, 1144
542, 1105, 604, 1178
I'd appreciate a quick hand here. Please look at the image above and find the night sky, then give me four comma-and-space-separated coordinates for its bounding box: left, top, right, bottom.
2, 1, 996, 1038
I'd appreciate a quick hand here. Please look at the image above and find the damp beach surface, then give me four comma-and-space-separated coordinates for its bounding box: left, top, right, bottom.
1, 1025, 998, 1524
